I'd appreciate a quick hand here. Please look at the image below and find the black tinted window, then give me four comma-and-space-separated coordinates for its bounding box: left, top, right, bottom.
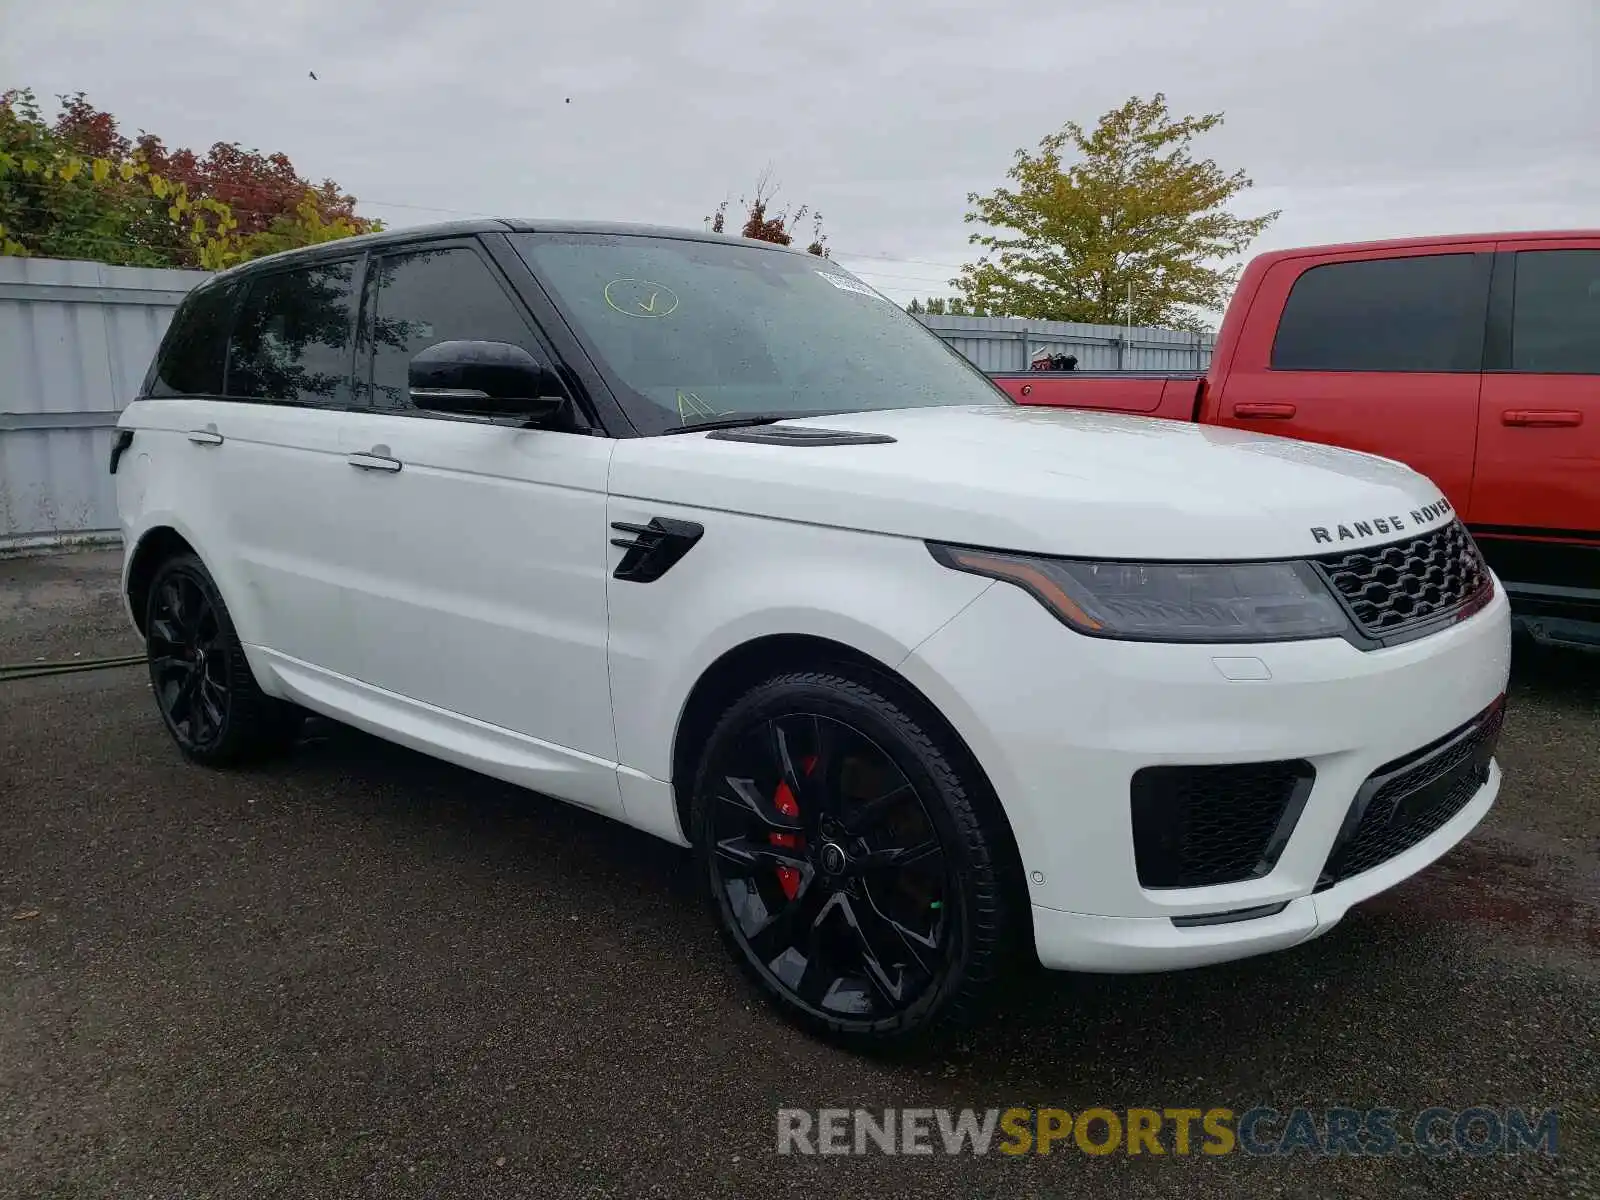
225, 261, 357, 405
366, 248, 535, 410
149, 281, 236, 397
1271, 254, 1489, 372
1511, 250, 1600, 374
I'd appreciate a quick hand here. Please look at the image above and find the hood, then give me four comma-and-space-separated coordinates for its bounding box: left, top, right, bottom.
607, 404, 1459, 560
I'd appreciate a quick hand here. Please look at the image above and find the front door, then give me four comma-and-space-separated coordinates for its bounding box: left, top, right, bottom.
333, 240, 621, 815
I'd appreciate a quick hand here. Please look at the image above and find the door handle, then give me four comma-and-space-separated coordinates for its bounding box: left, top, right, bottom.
346, 451, 402, 473
1502, 409, 1583, 427
186, 427, 224, 446
1232, 402, 1297, 419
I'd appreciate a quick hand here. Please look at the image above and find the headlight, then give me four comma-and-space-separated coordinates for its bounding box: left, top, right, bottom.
928, 544, 1351, 643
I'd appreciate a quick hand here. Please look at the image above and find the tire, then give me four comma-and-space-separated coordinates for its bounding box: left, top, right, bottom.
689, 667, 1012, 1050
143, 552, 302, 766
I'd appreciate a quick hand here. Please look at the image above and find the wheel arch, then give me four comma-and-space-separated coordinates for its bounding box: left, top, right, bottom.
668, 632, 1032, 940
123, 517, 262, 648
124, 524, 200, 634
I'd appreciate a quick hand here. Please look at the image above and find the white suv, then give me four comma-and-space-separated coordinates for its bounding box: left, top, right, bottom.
113, 220, 1512, 1047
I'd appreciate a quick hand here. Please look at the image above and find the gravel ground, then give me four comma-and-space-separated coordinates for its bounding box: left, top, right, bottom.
2, 548, 1596, 1199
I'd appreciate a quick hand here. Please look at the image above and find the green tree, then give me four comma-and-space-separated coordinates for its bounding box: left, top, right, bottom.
904, 296, 972, 316
953, 94, 1279, 330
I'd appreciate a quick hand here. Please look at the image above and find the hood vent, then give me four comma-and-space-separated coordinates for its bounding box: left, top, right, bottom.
704, 425, 896, 447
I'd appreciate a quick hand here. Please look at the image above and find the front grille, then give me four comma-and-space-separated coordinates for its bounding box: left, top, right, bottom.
1131, 760, 1315, 889
1313, 520, 1490, 640
1318, 698, 1506, 888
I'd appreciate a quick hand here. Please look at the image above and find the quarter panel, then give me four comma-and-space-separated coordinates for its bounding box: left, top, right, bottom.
115, 400, 265, 639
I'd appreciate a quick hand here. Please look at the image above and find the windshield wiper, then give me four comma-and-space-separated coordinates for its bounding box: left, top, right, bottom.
662, 411, 842, 435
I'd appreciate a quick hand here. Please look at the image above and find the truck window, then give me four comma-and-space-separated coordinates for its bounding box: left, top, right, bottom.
1510, 250, 1600, 374
1271, 253, 1490, 373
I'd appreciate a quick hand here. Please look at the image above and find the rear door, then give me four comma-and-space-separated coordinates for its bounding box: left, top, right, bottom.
213, 258, 365, 676
1471, 241, 1600, 609
1208, 248, 1492, 514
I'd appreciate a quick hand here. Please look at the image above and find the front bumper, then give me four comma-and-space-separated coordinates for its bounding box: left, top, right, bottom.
897, 576, 1512, 973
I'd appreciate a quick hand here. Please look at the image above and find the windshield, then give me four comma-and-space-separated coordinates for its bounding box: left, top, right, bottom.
510, 232, 1009, 434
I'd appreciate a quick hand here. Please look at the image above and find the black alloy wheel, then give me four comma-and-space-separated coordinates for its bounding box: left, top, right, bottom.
148, 567, 230, 752
144, 553, 301, 765
692, 668, 1011, 1048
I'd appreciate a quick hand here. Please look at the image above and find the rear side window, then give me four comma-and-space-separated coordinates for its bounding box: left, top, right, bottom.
1271, 253, 1490, 372
1511, 250, 1600, 374
148, 281, 237, 397
225, 260, 358, 405
364, 247, 539, 410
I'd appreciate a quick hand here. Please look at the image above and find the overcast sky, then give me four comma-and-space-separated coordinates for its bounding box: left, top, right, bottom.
4, 0, 1595, 309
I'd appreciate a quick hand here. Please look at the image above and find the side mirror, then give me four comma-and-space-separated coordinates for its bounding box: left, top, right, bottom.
408, 340, 565, 421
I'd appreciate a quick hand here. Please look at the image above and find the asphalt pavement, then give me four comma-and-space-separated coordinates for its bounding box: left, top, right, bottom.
2, 548, 1596, 1199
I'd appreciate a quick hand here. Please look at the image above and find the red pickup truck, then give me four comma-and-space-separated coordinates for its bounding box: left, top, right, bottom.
994, 230, 1600, 650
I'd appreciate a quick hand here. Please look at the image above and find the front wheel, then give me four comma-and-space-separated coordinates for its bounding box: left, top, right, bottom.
689, 668, 1013, 1049
144, 552, 302, 766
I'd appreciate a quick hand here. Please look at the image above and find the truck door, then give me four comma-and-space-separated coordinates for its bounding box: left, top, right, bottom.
1471, 240, 1600, 611
1207, 248, 1492, 515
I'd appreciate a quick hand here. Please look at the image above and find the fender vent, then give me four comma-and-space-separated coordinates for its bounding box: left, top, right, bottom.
611, 517, 705, 583
704, 425, 895, 446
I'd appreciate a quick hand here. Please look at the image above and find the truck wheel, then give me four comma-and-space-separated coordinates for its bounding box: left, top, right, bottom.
689, 667, 1011, 1049
143, 552, 302, 766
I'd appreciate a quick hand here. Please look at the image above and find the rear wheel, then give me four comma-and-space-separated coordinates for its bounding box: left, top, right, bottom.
144, 553, 302, 765
690, 668, 1011, 1049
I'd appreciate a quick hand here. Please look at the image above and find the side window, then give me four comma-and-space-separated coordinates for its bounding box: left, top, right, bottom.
1511, 250, 1600, 374
366, 247, 542, 410
225, 260, 358, 405
1271, 253, 1490, 372
148, 280, 237, 397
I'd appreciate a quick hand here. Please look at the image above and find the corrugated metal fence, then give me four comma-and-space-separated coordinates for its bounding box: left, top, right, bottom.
0, 256, 1214, 548
917, 314, 1214, 373
1, 258, 210, 549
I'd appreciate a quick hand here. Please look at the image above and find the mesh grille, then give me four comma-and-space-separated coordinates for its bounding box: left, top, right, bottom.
1320, 699, 1505, 887
1313, 521, 1490, 638
1131, 760, 1313, 889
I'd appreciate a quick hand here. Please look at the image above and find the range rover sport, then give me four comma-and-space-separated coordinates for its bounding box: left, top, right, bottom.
112, 219, 1512, 1047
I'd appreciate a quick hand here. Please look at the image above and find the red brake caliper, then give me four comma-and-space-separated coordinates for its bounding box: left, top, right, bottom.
770, 754, 817, 900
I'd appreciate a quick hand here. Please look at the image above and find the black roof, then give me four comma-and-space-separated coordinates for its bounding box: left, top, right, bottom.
208, 217, 812, 280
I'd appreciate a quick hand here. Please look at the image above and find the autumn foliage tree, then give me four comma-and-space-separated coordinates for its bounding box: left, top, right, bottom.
953, 94, 1279, 329
706, 167, 829, 257
0, 89, 379, 269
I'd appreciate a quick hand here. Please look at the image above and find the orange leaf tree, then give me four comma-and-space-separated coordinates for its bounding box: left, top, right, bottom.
706, 166, 829, 257
0, 89, 380, 269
